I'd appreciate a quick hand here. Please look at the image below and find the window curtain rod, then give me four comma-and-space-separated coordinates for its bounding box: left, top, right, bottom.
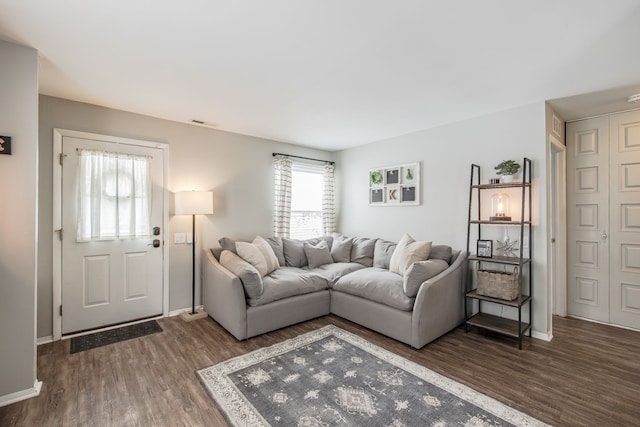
272, 152, 335, 165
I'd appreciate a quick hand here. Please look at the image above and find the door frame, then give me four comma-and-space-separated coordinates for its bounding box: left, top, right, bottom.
52, 128, 169, 340
548, 134, 567, 318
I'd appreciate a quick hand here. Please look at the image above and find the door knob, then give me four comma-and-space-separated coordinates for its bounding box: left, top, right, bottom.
601, 230, 608, 241
148, 239, 160, 248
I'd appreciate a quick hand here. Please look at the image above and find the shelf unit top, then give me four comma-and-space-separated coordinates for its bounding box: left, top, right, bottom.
470, 220, 532, 225
472, 182, 531, 190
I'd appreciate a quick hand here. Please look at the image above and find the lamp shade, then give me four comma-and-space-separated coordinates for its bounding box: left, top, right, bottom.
174, 191, 214, 215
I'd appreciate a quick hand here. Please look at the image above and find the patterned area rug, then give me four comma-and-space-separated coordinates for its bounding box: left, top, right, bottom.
197, 325, 547, 427
70, 320, 162, 354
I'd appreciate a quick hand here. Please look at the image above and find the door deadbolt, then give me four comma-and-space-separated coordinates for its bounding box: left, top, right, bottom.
153, 227, 161, 236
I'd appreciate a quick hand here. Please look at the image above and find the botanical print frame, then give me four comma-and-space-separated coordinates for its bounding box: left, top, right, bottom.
369, 162, 420, 206
476, 239, 493, 258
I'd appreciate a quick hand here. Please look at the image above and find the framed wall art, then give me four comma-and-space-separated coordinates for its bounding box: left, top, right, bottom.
369, 162, 420, 206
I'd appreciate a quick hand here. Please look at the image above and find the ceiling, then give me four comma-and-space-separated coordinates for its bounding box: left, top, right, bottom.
1, 1, 639, 151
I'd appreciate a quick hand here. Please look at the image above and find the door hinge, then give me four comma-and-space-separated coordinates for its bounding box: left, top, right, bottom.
55, 228, 63, 241
59, 153, 67, 166
59, 305, 62, 316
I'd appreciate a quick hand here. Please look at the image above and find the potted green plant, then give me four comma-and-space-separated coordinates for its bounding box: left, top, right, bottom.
494, 160, 520, 183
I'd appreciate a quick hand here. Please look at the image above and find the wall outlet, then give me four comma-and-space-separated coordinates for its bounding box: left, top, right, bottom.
174, 233, 186, 244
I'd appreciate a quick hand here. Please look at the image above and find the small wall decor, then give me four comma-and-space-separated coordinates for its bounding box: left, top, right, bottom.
369, 162, 420, 206
0, 136, 12, 155
476, 239, 493, 258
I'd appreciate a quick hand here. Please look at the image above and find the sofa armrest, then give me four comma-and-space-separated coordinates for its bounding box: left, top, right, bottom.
410, 250, 468, 348
202, 249, 248, 340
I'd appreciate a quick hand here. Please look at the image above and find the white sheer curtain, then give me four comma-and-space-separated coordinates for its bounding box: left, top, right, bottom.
322, 162, 336, 235
273, 156, 292, 237
76, 149, 152, 242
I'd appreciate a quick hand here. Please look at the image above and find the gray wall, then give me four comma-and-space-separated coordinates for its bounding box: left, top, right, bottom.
334, 102, 551, 337
0, 41, 39, 399
38, 95, 333, 338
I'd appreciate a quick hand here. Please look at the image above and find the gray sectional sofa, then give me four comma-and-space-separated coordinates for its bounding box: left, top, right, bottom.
202, 235, 467, 349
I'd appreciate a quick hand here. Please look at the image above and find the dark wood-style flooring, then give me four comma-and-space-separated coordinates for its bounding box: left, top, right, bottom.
1, 315, 639, 426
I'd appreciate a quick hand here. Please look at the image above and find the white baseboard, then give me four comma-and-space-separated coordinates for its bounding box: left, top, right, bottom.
532, 330, 553, 342
0, 380, 42, 408
168, 305, 204, 317
37, 336, 53, 346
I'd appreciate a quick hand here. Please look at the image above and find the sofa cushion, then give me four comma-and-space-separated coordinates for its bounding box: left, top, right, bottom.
333, 267, 415, 311
308, 262, 366, 286
389, 233, 432, 276
248, 267, 329, 306
351, 237, 377, 267
428, 245, 453, 264
331, 234, 353, 263
219, 250, 263, 299
219, 236, 240, 254
236, 236, 280, 277
304, 240, 333, 269
373, 239, 397, 269
265, 236, 286, 266
403, 259, 449, 297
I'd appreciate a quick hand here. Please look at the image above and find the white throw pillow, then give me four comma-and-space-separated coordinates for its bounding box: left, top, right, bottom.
236, 236, 280, 277
389, 233, 432, 276
253, 236, 280, 273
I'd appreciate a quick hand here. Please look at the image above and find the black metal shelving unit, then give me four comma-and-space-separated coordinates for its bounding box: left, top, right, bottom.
464, 158, 532, 349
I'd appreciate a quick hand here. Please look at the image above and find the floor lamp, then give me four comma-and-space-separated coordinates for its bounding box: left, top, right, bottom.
175, 191, 214, 322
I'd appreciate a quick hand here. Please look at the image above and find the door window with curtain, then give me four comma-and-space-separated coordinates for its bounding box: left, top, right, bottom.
273, 156, 335, 239
76, 149, 152, 241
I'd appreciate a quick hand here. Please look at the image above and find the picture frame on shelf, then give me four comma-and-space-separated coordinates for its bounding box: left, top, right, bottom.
476, 239, 493, 258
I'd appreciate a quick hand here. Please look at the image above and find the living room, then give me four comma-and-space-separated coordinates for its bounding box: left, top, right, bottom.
2, 2, 640, 425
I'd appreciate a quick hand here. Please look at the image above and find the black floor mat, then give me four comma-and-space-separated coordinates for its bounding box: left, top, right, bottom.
70, 320, 162, 354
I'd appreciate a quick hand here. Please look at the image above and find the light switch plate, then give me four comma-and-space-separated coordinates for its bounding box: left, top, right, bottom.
186, 233, 193, 244
174, 233, 186, 244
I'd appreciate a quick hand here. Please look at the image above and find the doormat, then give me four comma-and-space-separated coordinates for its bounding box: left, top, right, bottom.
70, 320, 162, 354
197, 325, 548, 427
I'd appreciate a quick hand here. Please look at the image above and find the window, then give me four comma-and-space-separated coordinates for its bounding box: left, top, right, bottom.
77, 149, 152, 241
273, 156, 335, 239
290, 163, 324, 239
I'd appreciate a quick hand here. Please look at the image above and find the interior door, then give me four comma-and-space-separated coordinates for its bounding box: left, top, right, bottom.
61, 135, 164, 334
566, 117, 610, 322
609, 110, 640, 329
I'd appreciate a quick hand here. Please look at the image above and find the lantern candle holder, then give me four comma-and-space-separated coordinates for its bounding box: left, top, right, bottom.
490, 193, 511, 221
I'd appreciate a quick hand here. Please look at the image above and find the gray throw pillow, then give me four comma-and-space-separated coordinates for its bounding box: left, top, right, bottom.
428, 245, 453, 264
265, 236, 286, 266
283, 238, 307, 267
331, 234, 353, 263
403, 259, 449, 297
351, 237, 377, 267
219, 250, 263, 299
373, 239, 397, 269
304, 240, 334, 269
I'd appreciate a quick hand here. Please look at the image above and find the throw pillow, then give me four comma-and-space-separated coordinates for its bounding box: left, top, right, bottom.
403, 259, 449, 297
282, 238, 308, 267
253, 236, 280, 273
428, 245, 453, 263
331, 234, 353, 263
219, 250, 263, 298
265, 236, 286, 266
304, 240, 334, 269
236, 237, 280, 277
373, 239, 397, 269
389, 233, 432, 276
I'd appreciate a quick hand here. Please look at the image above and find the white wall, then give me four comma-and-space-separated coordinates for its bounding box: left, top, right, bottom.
335, 102, 550, 337
0, 41, 39, 402
38, 96, 333, 338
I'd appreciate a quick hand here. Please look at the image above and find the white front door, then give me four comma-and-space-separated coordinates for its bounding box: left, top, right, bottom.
60, 134, 165, 334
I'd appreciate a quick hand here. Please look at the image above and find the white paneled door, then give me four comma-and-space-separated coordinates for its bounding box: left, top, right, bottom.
61, 135, 164, 334
567, 110, 640, 330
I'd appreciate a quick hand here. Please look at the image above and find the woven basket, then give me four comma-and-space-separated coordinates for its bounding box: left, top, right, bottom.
476, 267, 519, 300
